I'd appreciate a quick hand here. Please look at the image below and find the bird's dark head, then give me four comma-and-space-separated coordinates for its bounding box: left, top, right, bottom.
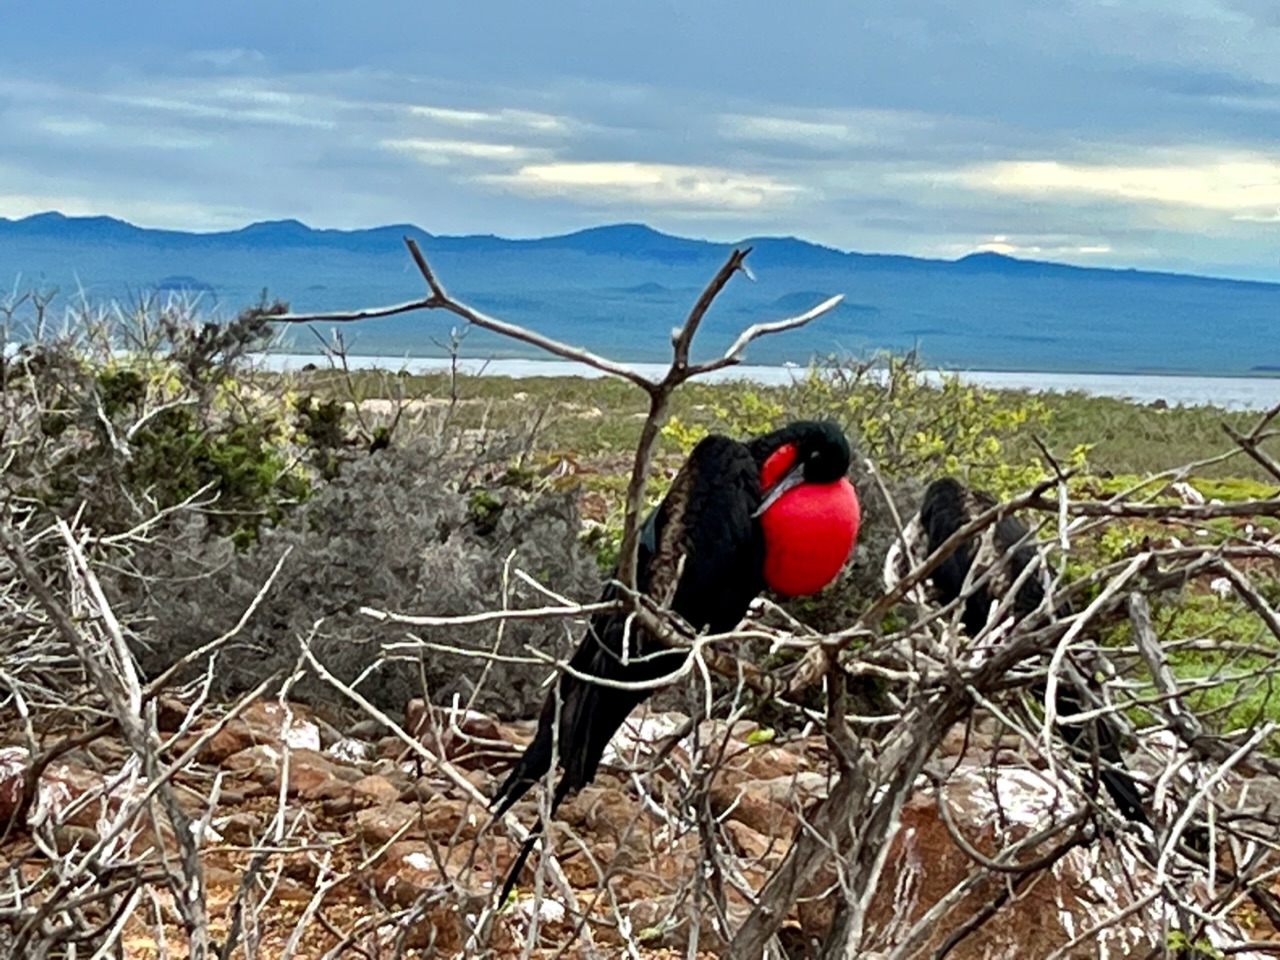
753, 419, 853, 513
748, 420, 861, 597
792, 419, 852, 484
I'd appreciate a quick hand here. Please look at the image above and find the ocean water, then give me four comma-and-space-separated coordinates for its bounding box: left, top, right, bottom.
259, 353, 1280, 412
9, 225, 1280, 376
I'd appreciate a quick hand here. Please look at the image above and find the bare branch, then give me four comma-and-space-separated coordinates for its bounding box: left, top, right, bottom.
669, 247, 751, 369
1027, 495, 1280, 520
1223, 422, 1280, 485
614, 246, 767, 591
406, 237, 657, 389
360, 599, 619, 628
0, 520, 212, 959
261, 296, 434, 325
785, 475, 1063, 697
686, 293, 845, 377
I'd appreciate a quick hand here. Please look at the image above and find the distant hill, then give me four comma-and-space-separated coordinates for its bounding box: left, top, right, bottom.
2, 211, 1279, 375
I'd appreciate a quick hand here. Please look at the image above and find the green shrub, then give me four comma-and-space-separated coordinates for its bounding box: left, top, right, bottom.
3, 295, 351, 545
663, 349, 1073, 497
1156, 592, 1280, 739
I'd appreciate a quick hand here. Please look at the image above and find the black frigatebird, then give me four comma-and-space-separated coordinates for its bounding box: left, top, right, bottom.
887, 475, 1150, 826
491, 419, 862, 901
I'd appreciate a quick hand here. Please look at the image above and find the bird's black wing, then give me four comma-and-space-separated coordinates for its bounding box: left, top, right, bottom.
659, 435, 766, 636
918, 478, 988, 631
1046, 675, 1150, 825
490, 434, 764, 821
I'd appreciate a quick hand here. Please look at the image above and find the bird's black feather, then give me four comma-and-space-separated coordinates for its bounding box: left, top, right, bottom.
489, 434, 768, 900
914, 476, 1151, 827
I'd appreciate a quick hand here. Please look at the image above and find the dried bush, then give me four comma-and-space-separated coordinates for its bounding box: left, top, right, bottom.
1, 290, 594, 719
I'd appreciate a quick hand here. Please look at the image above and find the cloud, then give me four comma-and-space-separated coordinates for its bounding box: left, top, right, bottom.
930, 151, 1280, 220
479, 161, 803, 212
1224, 0, 1280, 27
409, 105, 570, 134
38, 117, 105, 137
0, 188, 254, 231
0, 1, 1277, 280
187, 48, 267, 69
37, 114, 213, 150
961, 235, 1114, 258
105, 91, 335, 129
719, 109, 938, 151
1234, 209, 1280, 222
382, 137, 551, 165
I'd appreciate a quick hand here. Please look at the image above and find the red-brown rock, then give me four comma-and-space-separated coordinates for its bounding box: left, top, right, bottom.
557, 785, 642, 840
355, 801, 425, 845
850, 764, 1168, 957
352, 774, 402, 806
183, 700, 324, 764
402, 698, 527, 771
222, 745, 361, 802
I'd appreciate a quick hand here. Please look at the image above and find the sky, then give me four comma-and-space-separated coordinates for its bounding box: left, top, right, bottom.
1, 1, 1278, 281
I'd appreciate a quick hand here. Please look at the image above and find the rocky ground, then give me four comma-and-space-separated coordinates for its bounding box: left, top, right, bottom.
2, 695, 1278, 958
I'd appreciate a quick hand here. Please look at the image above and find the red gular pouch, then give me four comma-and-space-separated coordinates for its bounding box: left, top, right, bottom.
761, 478, 861, 596
757, 444, 862, 597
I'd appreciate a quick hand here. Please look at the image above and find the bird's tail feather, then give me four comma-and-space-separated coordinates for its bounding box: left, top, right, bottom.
495, 771, 576, 904
1099, 767, 1151, 827
1046, 680, 1151, 826
490, 691, 560, 821
498, 818, 544, 907
489, 609, 685, 902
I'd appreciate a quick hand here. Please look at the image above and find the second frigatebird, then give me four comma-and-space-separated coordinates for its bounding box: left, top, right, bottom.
886, 475, 1151, 827
491, 419, 862, 899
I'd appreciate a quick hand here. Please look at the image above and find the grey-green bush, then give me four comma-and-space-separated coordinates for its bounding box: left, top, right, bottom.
111, 438, 601, 720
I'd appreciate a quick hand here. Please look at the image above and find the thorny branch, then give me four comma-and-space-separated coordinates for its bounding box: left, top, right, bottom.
2, 520, 211, 960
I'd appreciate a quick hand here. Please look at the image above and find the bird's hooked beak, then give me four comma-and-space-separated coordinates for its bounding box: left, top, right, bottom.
753, 461, 806, 518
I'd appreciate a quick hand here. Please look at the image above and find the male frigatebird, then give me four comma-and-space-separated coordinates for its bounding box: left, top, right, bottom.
492, 420, 862, 901
887, 476, 1150, 826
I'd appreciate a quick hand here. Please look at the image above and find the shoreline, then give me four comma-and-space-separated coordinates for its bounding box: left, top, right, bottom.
258, 353, 1280, 412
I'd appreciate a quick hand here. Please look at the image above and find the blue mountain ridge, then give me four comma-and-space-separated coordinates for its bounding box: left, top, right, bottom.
2, 211, 1278, 375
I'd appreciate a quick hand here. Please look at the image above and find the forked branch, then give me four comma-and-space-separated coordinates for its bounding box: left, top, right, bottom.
271, 235, 844, 593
